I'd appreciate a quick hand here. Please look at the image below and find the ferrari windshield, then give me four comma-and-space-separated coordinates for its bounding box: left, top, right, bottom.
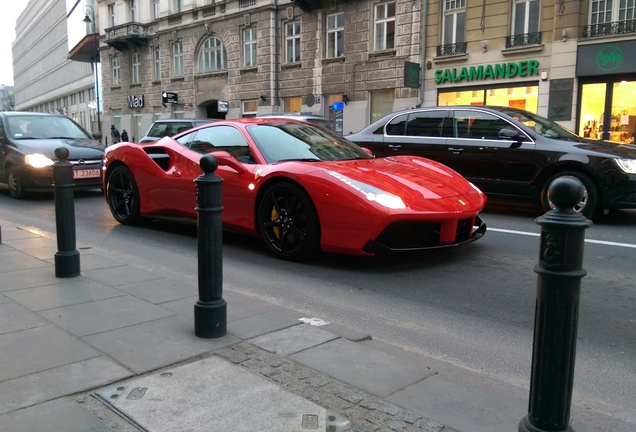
496, 107, 582, 140
6, 115, 91, 140
247, 122, 373, 164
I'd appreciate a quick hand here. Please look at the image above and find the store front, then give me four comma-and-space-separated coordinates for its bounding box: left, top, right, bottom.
434, 60, 541, 113
577, 41, 636, 144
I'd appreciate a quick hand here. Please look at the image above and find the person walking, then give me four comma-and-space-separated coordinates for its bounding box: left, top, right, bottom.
121, 129, 129, 142
111, 125, 121, 144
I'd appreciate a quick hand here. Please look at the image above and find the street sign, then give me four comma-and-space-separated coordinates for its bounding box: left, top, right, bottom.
162, 92, 178, 104
217, 100, 229, 113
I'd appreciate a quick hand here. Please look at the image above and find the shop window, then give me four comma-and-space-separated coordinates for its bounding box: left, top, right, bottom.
242, 100, 259, 117
370, 89, 395, 123
438, 86, 538, 113
580, 81, 636, 143
284, 97, 302, 112
374, 2, 395, 51
439, 0, 466, 56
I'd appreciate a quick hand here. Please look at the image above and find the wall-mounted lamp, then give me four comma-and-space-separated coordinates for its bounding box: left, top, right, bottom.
482, 40, 488, 52
562, 29, 567, 42
342, 94, 349, 104
260, 95, 267, 101
205, 23, 210, 35
541, 71, 548, 81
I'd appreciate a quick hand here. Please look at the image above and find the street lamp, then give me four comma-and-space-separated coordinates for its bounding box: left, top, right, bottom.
83, 5, 102, 140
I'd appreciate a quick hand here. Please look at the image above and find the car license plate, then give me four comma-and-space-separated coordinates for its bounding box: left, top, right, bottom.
73, 169, 101, 179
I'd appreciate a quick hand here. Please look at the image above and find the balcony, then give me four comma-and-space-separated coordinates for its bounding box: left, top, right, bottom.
436, 42, 467, 57
506, 32, 542, 49
104, 22, 150, 51
293, 0, 322, 12
582, 19, 636, 38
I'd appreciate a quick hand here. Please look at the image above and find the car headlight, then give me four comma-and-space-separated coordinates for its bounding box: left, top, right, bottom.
327, 171, 406, 209
25, 153, 55, 168
614, 158, 636, 174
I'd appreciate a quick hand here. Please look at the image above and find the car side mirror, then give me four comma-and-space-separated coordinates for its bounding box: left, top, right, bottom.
498, 127, 525, 146
213, 151, 249, 174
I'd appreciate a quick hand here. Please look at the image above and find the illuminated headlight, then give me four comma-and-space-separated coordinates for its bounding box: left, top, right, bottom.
614, 158, 636, 174
328, 171, 406, 209
25, 154, 54, 168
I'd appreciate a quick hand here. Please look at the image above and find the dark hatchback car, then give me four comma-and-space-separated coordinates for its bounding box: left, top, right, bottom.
139, 119, 216, 143
347, 106, 636, 217
0, 112, 104, 199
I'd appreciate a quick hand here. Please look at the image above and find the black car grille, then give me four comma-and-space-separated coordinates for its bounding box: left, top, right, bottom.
68, 159, 103, 167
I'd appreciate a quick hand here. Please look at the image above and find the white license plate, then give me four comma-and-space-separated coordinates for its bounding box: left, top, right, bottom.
73, 169, 101, 179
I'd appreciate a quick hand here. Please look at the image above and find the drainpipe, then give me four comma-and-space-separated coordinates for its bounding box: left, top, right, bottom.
273, 0, 280, 108
418, 0, 428, 107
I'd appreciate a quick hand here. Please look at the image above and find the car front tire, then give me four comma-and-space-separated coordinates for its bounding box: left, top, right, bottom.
106, 166, 141, 225
7, 165, 26, 199
257, 182, 320, 260
541, 171, 599, 218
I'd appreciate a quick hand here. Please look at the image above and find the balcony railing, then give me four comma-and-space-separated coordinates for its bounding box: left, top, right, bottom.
582, 19, 636, 38
104, 22, 149, 51
436, 42, 467, 57
506, 32, 542, 48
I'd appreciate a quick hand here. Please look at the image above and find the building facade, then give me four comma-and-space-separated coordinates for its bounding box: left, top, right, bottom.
13, 0, 100, 136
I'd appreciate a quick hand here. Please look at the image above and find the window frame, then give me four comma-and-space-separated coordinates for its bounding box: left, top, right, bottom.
285, 21, 301, 64
197, 37, 228, 73
243, 27, 257, 68
108, 3, 116, 27
442, 0, 466, 45
172, 41, 184, 77
153, 48, 161, 81
511, 0, 539, 36
111, 56, 120, 86
131, 52, 141, 84
326, 12, 344, 58
374, 2, 396, 51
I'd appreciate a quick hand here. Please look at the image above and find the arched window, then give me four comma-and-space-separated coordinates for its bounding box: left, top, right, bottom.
197, 37, 228, 73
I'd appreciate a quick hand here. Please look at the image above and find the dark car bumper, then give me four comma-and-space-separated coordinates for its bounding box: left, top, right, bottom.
362, 215, 487, 254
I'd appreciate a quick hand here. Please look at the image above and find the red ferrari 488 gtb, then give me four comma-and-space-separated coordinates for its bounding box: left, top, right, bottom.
103, 118, 487, 260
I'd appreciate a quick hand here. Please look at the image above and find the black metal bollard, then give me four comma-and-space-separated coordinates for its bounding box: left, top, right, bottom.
194, 154, 227, 338
53, 147, 80, 278
519, 177, 593, 432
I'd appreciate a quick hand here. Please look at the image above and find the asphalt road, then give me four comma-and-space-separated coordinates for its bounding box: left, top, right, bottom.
1, 188, 635, 424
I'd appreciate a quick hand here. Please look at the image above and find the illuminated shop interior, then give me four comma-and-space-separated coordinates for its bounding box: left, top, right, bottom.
438, 85, 539, 113
579, 80, 636, 144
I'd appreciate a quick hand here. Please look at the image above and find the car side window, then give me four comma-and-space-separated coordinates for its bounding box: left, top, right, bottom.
385, 114, 408, 136
453, 110, 513, 140
405, 111, 448, 137
188, 126, 255, 163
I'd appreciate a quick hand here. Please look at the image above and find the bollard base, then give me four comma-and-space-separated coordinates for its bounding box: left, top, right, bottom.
519, 416, 574, 432
194, 299, 227, 339
55, 250, 80, 278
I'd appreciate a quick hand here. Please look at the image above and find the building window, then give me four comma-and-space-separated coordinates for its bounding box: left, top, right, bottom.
284, 97, 302, 112
153, 48, 161, 81
172, 41, 183, 77
243, 28, 257, 67
130, 0, 136, 21
326, 12, 344, 58
585, 0, 636, 37
285, 21, 301, 64
153, 0, 160, 20
153, 106, 162, 121
439, 0, 466, 55
131, 53, 141, 84
108, 3, 116, 27
198, 37, 228, 73
374, 2, 395, 51
173, 0, 182, 13
512, 0, 539, 36
370, 89, 394, 123
112, 56, 120, 86
242, 99, 259, 117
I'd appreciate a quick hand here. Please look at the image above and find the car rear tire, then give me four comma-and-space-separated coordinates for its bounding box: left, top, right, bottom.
7, 165, 26, 199
540, 171, 599, 218
106, 166, 141, 225
257, 182, 320, 260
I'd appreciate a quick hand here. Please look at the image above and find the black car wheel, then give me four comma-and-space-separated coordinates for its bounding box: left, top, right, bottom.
257, 182, 320, 260
7, 165, 26, 199
541, 171, 599, 218
106, 166, 141, 225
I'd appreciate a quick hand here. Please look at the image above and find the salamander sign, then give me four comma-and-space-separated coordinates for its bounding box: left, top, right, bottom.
435, 60, 539, 84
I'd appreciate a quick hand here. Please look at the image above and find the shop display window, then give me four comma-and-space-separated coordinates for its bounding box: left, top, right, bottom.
438, 86, 538, 113
580, 80, 636, 144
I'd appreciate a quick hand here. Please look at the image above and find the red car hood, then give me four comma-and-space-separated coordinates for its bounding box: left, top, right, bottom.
308, 155, 476, 201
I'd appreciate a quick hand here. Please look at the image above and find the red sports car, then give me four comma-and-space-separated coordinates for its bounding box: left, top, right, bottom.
103, 118, 487, 260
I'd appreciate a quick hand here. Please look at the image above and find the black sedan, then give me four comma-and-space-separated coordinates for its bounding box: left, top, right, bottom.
347, 106, 636, 217
0, 112, 104, 199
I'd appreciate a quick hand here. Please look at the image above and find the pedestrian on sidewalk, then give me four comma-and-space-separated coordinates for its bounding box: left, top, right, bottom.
121, 129, 129, 142
111, 125, 121, 144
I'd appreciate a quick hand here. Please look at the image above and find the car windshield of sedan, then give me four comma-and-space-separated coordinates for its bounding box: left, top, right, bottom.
497, 108, 583, 141
247, 122, 373, 164
7, 115, 90, 141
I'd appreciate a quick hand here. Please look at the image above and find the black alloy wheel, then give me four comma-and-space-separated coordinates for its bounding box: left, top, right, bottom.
541, 171, 599, 218
106, 166, 141, 225
257, 182, 320, 260
7, 165, 26, 199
